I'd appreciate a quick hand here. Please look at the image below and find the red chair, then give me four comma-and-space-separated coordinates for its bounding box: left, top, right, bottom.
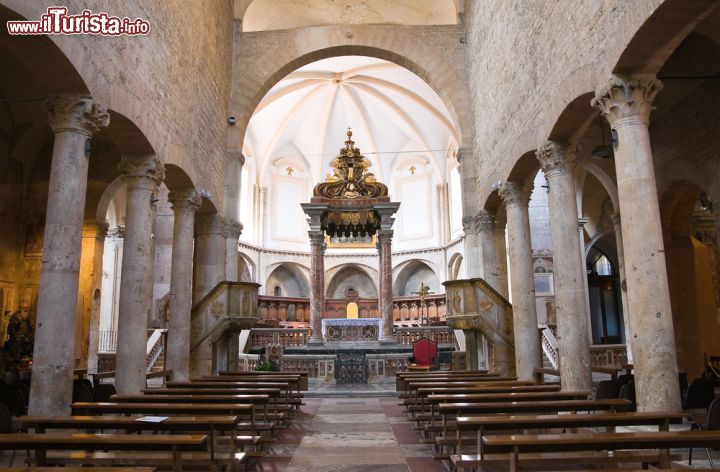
412, 337, 438, 368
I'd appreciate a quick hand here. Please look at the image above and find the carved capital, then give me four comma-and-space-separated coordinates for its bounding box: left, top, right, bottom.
474, 209, 495, 233
44, 94, 109, 136
610, 212, 621, 227
536, 141, 578, 177
377, 229, 394, 243
118, 155, 165, 186
462, 216, 476, 236
83, 219, 109, 240
195, 214, 227, 236
168, 189, 202, 213
591, 75, 663, 128
227, 149, 245, 166
308, 230, 325, 245
456, 146, 472, 163
499, 181, 532, 207
226, 219, 243, 239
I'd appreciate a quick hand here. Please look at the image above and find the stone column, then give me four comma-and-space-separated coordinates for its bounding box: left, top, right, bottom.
464, 329, 479, 370
463, 217, 483, 278
225, 150, 244, 281
29, 95, 109, 416
611, 212, 633, 363
165, 189, 202, 382
378, 229, 395, 343
307, 230, 326, 344
592, 76, 680, 411
578, 218, 593, 344
84, 220, 110, 374
115, 155, 165, 394
499, 181, 541, 380
193, 215, 227, 304
458, 147, 482, 278
476, 210, 506, 295
537, 142, 592, 391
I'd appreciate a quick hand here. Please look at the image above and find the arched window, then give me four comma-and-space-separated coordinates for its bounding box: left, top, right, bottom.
273, 285, 282, 297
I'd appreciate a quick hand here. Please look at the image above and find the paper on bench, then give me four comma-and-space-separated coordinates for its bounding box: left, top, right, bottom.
136, 416, 168, 423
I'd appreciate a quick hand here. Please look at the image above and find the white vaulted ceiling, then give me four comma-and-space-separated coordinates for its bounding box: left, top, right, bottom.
243, 56, 460, 187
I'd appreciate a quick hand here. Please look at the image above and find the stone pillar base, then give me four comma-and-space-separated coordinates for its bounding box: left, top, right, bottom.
307, 336, 325, 346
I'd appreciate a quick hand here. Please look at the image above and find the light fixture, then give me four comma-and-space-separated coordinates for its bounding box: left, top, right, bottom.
591, 116, 616, 159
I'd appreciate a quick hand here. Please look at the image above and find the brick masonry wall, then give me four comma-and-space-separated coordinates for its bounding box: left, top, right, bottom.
3, 0, 234, 212
464, 0, 663, 209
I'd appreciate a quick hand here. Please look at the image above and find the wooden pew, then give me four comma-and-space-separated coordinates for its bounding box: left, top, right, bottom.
0, 433, 206, 472
0, 468, 155, 472
533, 367, 561, 383
449, 411, 687, 468
482, 430, 720, 472
19, 415, 253, 465
219, 370, 309, 391
110, 394, 282, 426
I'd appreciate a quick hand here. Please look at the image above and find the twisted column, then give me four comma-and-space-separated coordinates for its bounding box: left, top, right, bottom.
500, 181, 541, 380
592, 76, 680, 411
537, 141, 591, 391
307, 230, 326, 344
29, 95, 109, 415
115, 155, 165, 394
166, 189, 202, 381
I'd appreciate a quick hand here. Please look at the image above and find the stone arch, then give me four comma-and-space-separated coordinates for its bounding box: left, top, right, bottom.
659, 179, 720, 380
238, 252, 256, 283
230, 39, 471, 149
447, 253, 463, 281
506, 151, 540, 183
612, 0, 719, 75
393, 259, 441, 296
264, 263, 310, 297
326, 264, 378, 299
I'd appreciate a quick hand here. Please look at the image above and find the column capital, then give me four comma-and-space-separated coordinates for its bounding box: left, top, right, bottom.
462, 216, 477, 236
499, 181, 532, 208
195, 214, 227, 236
578, 217, 590, 230
168, 189, 202, 213
44, 94, 109, 136
377, 229, 394, 243
591, 75, 663, 128
82, 219, 109, 240
308, 230, 325, 245
474, 209, 495, 233
118, 155, 165, 186
226, 219, 243, 239
456, 146, 472, 163
536, 141, 578, 177
610, 211, 621, 226
227, 149, 245, 166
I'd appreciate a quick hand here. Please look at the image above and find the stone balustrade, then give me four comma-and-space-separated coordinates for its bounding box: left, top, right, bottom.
590, 344, 628, 367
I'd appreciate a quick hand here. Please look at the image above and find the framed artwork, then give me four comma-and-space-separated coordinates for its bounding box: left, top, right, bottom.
534, 273, 554, 296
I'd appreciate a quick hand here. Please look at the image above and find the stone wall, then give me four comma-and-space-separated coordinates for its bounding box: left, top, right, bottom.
3, 0, 234, 211
464, 0, 664, 206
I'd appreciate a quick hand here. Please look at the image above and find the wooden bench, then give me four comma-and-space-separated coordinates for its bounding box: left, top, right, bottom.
42, 451, 246, 472
482, 430, 720, 472
533, 367, 561, 383
0, 433, 206, 471
218, 370, 309, 391
0, 468, 156, 471
448, 411, 687, 465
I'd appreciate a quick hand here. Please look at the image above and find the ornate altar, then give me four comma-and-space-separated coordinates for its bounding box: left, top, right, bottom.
322, 318, 383, 342
301, 130, 400, 345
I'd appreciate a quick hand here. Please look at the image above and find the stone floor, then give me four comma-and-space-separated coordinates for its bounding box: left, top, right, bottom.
257, 396, 446, 471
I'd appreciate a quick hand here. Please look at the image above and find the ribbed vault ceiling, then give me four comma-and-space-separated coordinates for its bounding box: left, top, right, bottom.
243, 56, 459, 186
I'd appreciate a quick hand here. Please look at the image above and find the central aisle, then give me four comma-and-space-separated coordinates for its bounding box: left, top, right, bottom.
260, 397, 446, 471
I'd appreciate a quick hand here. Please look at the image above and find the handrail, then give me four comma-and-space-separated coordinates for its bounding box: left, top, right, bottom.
145, 329, 166, 374
539, 324, 559, 370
